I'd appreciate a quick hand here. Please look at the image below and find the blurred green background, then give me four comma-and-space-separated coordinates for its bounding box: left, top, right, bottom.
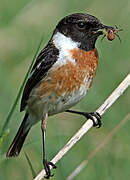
0, 0, 130, 179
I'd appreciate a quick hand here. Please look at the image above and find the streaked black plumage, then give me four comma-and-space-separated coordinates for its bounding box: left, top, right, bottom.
20, 42, 59, 111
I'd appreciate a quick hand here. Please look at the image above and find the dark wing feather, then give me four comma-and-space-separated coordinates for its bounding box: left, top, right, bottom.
20, 42, 59, 111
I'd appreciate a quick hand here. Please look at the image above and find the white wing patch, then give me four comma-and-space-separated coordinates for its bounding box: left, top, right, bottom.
28, 62, 42, 79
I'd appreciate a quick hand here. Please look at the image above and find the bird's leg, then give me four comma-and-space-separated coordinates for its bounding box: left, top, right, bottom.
41, 113, 57, 179
66, 110, 102, 128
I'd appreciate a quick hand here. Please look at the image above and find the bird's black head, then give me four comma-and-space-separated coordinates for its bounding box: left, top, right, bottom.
54, 13, 116, 51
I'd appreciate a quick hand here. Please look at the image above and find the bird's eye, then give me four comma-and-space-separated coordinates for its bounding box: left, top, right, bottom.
77, 21, 86, 29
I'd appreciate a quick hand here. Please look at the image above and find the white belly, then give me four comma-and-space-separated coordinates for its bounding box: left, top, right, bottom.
27, 82, 88, 125
48, 83, 87, 115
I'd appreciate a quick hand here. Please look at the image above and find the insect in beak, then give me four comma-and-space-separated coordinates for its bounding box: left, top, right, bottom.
100, 25, 123, 42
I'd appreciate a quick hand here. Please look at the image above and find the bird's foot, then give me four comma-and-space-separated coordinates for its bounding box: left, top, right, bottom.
82, 112, 102, 128
43, 159, 57, 179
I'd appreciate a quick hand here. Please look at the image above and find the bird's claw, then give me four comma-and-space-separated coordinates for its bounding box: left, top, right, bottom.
43, 159, 57, 179
83, 112, 102, 128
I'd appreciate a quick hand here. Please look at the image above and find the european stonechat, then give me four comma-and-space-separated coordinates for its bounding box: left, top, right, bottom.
6, 13, 121, 178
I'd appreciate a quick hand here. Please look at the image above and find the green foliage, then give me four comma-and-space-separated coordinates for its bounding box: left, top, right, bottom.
0, 129, 9, 166
0, 0, 130, 179
0, 129, 10, 150
1, 36, 43, 135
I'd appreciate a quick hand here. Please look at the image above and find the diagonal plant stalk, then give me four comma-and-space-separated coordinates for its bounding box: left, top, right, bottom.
25, 151, 37, 178
34, 73, 130, 180
0, 37, 44, 136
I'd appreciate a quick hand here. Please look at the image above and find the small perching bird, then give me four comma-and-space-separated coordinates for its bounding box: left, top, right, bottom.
6, 13, 121, 179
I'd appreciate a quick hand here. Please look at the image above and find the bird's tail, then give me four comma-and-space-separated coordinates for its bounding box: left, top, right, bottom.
6, 113, 30, 157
